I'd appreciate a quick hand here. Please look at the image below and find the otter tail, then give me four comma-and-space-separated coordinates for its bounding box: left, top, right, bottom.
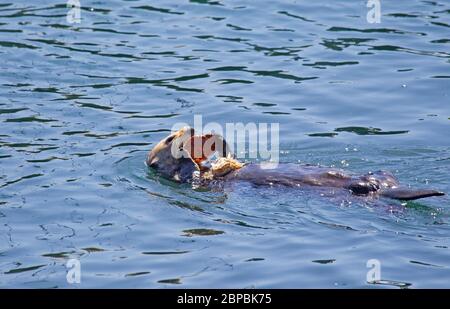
381, 188, 445, 201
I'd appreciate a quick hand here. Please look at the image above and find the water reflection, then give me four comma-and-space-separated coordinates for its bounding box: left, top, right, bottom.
0, 0, 449, 288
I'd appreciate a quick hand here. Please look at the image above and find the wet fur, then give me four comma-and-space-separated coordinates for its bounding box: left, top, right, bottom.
147, 129, 445, 201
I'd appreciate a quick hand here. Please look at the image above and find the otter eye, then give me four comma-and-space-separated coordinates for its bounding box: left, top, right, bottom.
165, 135, 175, 144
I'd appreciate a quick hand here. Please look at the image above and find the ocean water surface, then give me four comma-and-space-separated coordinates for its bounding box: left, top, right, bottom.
0, 0, 449, 288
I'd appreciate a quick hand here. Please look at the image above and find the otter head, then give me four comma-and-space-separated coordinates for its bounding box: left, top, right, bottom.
146, 127, 199, 182
146, 127, 232, 182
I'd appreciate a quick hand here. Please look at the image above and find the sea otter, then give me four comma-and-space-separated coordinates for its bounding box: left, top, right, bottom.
146, 127, 445, 201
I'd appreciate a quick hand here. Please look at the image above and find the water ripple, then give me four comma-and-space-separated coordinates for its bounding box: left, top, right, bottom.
0, 0, 449, 288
